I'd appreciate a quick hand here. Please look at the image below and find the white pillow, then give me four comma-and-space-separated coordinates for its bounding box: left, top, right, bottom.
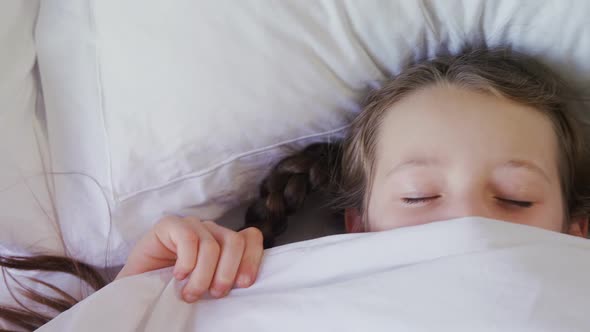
36, 0, 590, 265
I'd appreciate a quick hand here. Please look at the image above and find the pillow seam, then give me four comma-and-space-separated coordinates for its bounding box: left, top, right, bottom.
118, 124, 350, 202
88, 0, 116, 203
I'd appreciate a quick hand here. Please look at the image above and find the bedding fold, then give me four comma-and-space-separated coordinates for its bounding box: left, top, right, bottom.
38, 218, 590, 332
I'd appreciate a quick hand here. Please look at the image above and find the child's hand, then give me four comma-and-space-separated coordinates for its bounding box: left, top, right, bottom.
115, 215, 264, 303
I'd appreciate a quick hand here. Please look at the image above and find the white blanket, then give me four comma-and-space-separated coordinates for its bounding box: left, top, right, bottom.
38, 218, 590, 332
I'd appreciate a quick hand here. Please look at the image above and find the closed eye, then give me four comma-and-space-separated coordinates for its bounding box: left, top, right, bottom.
496, 197, 533, 208
402, 195, 441, 205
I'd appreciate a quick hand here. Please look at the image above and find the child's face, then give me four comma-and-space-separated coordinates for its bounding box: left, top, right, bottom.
349, 84, 587, 236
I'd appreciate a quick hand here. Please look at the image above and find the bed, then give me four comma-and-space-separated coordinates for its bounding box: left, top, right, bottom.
1, 1, 590, 330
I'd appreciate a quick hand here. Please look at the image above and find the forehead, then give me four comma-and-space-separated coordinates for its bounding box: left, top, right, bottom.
374, 84, 559, 177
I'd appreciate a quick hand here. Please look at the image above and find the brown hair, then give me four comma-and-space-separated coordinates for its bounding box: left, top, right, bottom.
0, 255, 106, 331
243, 46, 590, 247
1, 46, 588, 330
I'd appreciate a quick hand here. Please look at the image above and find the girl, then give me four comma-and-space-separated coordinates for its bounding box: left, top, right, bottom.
1, 46, 589, 331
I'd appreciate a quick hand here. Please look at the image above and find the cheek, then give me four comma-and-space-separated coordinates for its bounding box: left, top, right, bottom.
366, 186, 391, 231
368, 210, 434, 232
522, 193, 565, 232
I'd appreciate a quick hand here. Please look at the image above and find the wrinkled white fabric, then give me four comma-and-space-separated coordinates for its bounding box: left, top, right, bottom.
39, 218, 590, 332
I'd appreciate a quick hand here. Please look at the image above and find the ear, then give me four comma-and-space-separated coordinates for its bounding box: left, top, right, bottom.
567, 216, 589, 238
344, 208, 364, 233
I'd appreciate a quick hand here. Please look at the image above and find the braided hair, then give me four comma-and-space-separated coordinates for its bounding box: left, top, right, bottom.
240, 143, 343, 248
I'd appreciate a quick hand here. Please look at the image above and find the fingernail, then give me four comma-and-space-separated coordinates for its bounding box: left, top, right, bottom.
210, 288, 224, 298
237, 274, 251, 288
184, 293, 199, 303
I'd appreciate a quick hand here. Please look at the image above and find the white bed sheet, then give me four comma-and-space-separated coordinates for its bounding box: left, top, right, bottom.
38, 218, 590, 332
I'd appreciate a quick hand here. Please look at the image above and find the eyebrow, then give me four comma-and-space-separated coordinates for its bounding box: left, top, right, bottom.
499, 159, 551, 182
385, 157, 441, 177
385, 157, 551, 182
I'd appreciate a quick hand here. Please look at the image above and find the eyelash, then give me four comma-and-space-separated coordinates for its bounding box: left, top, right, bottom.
402, 196, 533, 208
402, 196, 440, 204
496, 198, 533, 208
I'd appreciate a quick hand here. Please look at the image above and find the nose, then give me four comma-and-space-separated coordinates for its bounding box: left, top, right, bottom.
446, 196, 494, 221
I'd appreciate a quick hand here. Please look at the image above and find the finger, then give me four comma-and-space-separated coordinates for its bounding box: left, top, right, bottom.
235, 227, 264, 288
202, 221, 246, 298
169, 227, 199, 281
182, 227, 220, 302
